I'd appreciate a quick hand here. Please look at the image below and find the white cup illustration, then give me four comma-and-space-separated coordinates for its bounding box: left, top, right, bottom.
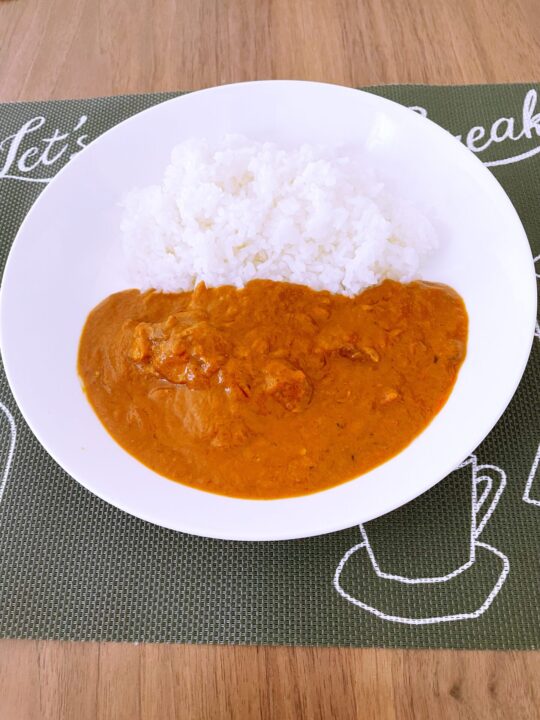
523, 271, 540, 506
334, 455, 509, 624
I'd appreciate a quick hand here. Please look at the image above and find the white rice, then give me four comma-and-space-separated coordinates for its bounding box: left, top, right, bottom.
121, 135, 437, 296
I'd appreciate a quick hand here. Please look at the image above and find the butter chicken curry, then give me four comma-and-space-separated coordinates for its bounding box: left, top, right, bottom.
78, 279, 468, 499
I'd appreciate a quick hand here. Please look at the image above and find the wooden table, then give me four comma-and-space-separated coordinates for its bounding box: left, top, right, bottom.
1, 1, 540, 718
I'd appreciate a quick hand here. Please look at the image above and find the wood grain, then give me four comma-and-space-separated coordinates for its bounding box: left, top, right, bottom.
1, 0, 540, 718
2, 640, 540, 720
1, 0, 540, 102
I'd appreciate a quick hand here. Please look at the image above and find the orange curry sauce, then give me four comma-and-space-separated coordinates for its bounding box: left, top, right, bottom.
78, 279, 468, 499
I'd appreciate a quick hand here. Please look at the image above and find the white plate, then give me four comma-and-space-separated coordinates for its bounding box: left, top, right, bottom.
0, 81, 536, 540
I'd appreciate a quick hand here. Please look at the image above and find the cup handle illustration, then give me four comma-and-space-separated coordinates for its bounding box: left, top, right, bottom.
523, 441, 540, 507
474, 464, 506, 539
0, 401, 17, 505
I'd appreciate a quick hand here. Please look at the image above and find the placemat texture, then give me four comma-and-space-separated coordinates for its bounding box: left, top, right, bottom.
0, 84, 539, 648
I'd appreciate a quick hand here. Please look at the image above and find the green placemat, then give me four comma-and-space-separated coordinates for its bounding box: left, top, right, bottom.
0, 84, 539, 648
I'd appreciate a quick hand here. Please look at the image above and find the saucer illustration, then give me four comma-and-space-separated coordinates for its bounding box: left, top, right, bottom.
334, 456, 509, 625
